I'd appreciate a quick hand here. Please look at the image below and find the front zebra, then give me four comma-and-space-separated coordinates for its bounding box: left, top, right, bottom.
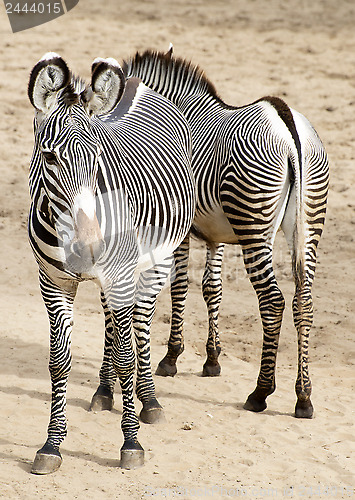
27, 53, 195, 474
118, 50, 329, 419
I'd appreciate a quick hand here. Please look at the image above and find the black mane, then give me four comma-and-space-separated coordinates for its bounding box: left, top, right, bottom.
123, 50, 223, 103
122, 49, 299, 126
60, 74, 86, 106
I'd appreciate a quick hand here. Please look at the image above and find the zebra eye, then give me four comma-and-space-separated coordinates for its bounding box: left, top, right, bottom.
42, 151, 58, 166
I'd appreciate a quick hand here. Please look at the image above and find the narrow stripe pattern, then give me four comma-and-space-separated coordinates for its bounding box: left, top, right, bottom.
123, 50, 329, 416
28, 54, 195, 458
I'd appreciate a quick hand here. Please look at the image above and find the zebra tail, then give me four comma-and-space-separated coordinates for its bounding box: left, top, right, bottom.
268, 96, 306, 291
289, 142, 305, 290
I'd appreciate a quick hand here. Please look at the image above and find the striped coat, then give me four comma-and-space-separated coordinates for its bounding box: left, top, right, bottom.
28, 53, 195, 473
120, 49, 329, 420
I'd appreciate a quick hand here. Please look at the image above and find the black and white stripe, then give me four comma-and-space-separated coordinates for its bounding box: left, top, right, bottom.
28, 53, 195, 473
122, 50, 329, 419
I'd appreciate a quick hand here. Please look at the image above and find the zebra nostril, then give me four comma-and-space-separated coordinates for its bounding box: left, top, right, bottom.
89, 239, 106, 264
71, 241, 82, 258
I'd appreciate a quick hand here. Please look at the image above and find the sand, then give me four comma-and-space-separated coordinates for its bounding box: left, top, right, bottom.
0, 1, 354, 498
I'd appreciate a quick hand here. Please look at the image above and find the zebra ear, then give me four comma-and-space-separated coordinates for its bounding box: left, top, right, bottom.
28, 53, 70, 112
86, 58, 126, 116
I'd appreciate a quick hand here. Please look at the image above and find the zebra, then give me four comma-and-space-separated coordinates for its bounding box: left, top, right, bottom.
27, 52, 195, 474
101, 48, 328, 420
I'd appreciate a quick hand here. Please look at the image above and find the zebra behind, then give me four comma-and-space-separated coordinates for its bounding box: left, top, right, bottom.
118, 49, 328, 419
27, 53, 195, 474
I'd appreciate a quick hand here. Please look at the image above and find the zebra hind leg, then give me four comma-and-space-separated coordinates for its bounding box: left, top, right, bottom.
242, 247, 285, 413
287, 192, 326, 419
90, 292, 116, 412
282, 182, 327, 419
293, 282, 314, 418
202, 243, 224, 376
156, 235, 190, 377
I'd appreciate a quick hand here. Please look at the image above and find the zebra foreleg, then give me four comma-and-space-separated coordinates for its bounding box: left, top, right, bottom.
111, 306, 144, 469
32, 273, 77, 474
242, 248, 285, 413
90, 292, 116, 412
91, 260, 172, 421
202, 243, 224, 376
156, 235, 190, 377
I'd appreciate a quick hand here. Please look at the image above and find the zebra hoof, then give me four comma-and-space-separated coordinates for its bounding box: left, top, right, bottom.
202, 348, 221, 377
31, 443, 62, 475
295, 398, 314, 419
155, 357, 177, 377
243, 398, 267, 413
89, 385, 114, 411
243, 389, 268, 413
244, 385, 275, 413
120, 440, 144, 469
140, 400, 165, 424
202, 361, 221, 377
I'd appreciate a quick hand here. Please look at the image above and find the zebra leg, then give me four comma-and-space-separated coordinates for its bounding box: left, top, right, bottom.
293, 283, 314, 418
135, 260, 172, 424
135, 295, 164, 424
242, 247, 285, 413
111, 305, 144, 469
290, 210, 326, 419
156, 234, 190, 377
90, 292, 116, 411
283, 179, 327, 418
202, 243, 224, 376
32, 272, 77, 474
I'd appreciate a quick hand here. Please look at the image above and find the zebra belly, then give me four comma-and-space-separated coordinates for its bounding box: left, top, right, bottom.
193, 205, 238, 244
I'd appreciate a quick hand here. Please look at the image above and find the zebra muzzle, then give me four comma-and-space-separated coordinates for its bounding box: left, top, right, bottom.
70, 238, 106, 264
65, 208, 105, 274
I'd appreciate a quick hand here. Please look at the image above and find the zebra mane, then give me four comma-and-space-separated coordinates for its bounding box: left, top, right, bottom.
122, 50, 222, 102
60, 74, 87, 106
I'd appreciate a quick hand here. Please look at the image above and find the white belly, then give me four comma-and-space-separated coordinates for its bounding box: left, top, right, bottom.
193, 205, 238, 244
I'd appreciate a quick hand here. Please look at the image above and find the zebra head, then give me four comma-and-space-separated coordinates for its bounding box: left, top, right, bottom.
28, 53, 126, 275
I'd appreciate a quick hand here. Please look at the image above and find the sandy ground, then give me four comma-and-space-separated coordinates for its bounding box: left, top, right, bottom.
0, 1, 354, 498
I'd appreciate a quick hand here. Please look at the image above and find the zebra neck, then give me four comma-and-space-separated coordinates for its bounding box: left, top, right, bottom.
124, 67, 229, 141
123, 53, 220, 111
